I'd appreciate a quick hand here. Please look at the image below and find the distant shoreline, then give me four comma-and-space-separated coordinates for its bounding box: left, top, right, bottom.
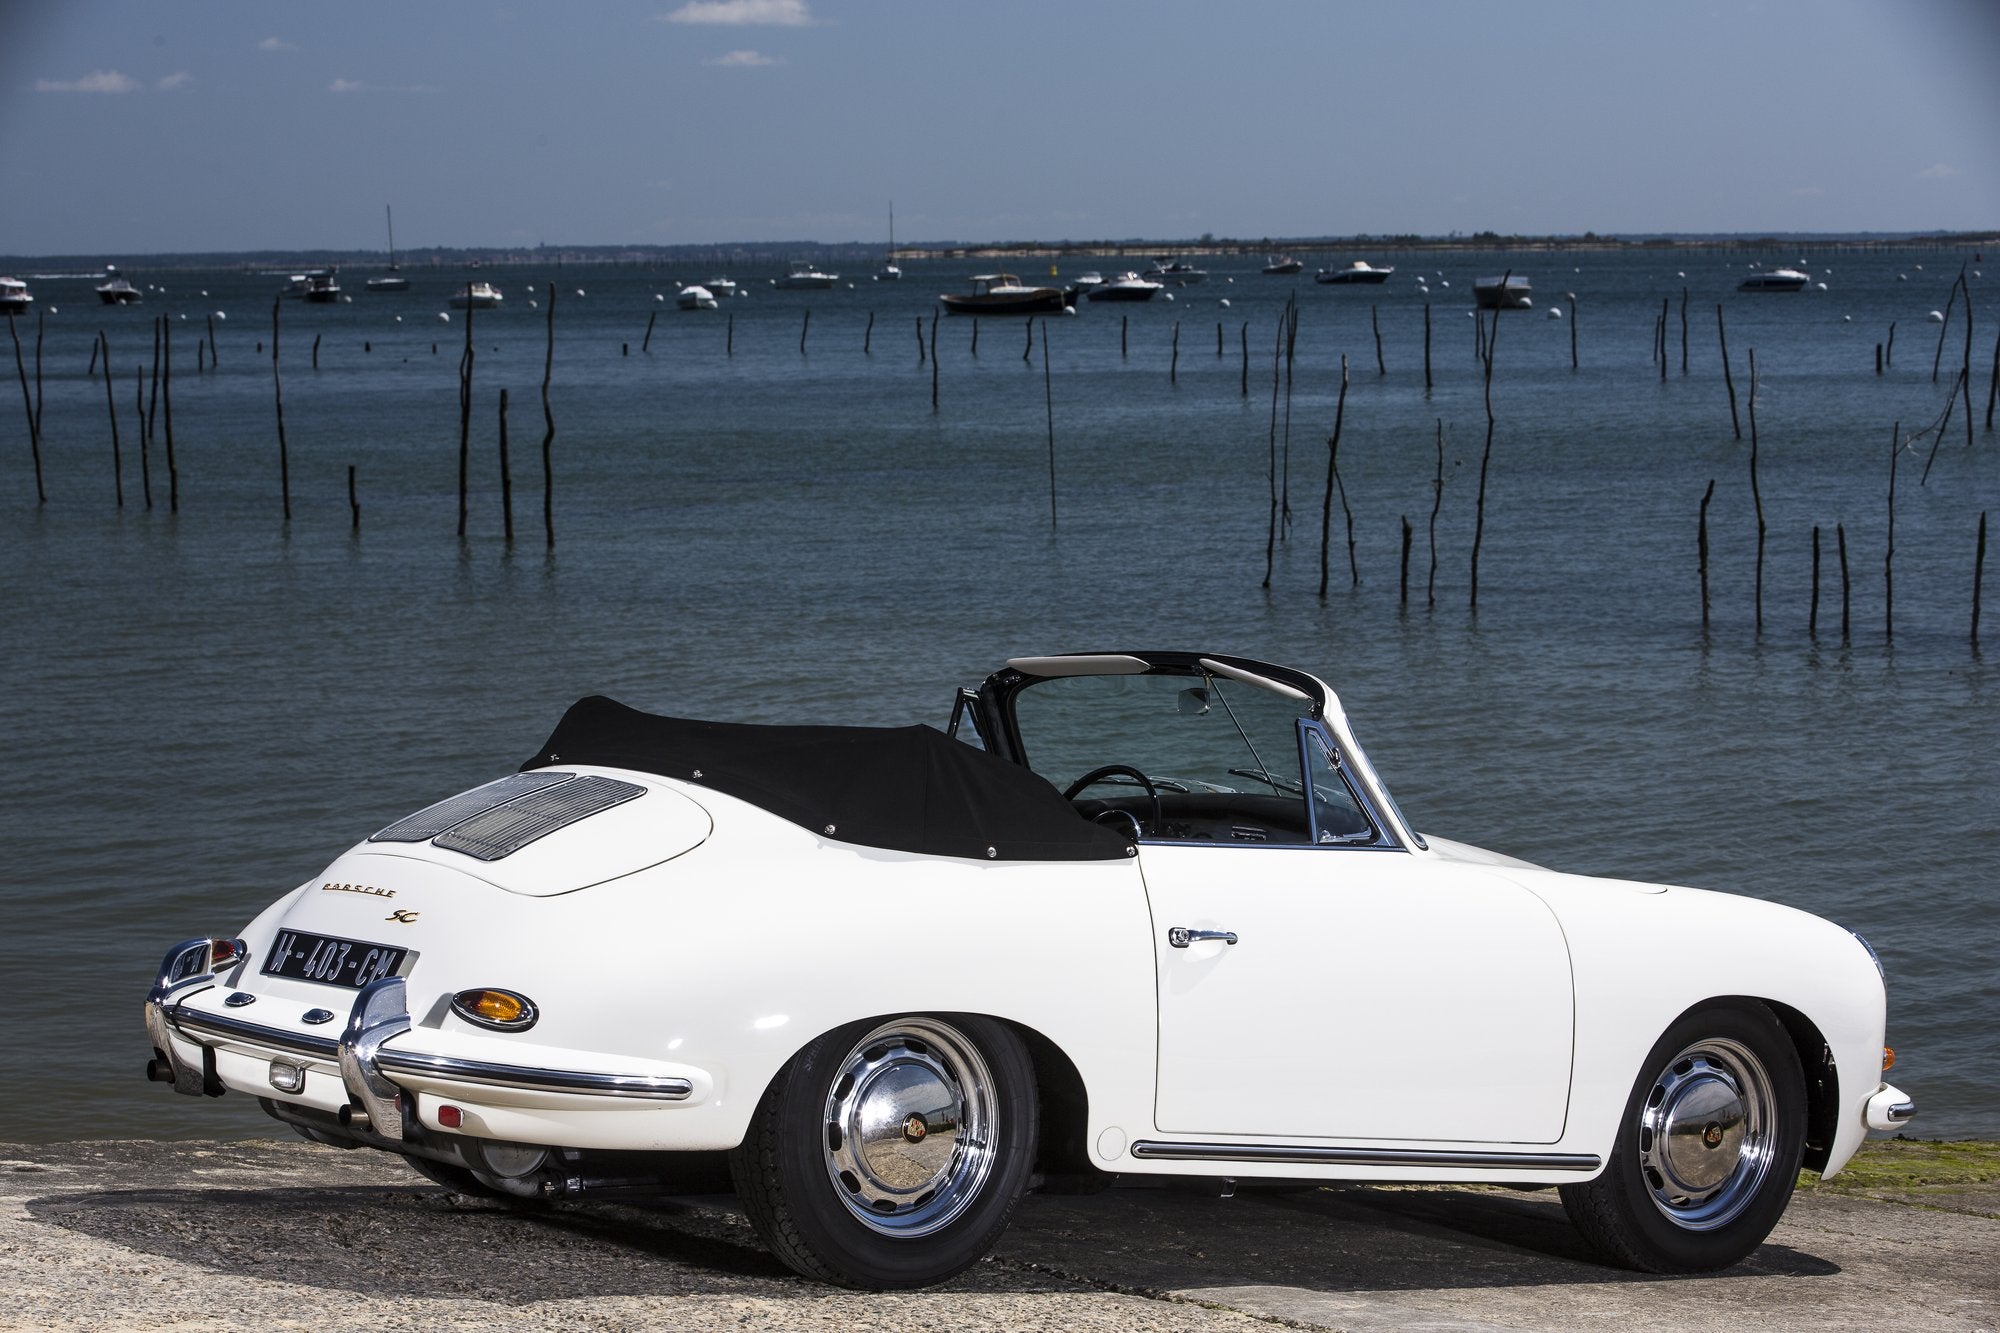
4, 230, 1994, 273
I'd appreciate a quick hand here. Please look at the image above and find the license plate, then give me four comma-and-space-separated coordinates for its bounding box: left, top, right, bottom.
262, 930, 410, 989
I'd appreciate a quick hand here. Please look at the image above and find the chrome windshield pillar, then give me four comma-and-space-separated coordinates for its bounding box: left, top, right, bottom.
339, 976, 412, 1139
143, 938, 223, 1096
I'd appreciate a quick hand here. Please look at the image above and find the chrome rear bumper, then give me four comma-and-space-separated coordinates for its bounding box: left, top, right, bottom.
145, 945, 696, 1137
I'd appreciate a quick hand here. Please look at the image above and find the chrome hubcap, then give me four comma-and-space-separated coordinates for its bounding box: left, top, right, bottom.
1637, 1036, 1774, 1231
822, 1018, 997, 1237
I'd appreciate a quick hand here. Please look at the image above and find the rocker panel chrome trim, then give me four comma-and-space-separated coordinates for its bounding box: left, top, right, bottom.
1128, 1140, 1602, 1171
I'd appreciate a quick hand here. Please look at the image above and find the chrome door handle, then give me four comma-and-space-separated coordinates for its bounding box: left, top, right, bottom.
1168, 927, 1238, 948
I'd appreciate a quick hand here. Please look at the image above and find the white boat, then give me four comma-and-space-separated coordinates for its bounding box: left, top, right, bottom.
777, 260, 839, 290
1086, 272, 1164, 302
938, 274, 1074, 315
95, 272, 141, 304
1739, 268, 1810, 293
1141, 258, 1206, 285
676, 285, 718, 310
1262, 256, 1304, 275
1069, 272, 1106, 291
1315, 261, 1394, 286
366, 206, 411, 292
704, 277, 739, 298
1473, 275, 1532, 309
877, 204, 902, 281
0, 277, 33, 315
448, 281, 503, 309
283, 270, 342, 303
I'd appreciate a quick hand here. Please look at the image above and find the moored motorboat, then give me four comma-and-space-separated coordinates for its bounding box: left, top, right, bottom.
1141, 258, 1206, 285
448, 281, 503, 309
0, 276, 32, 315
1473, 274, 1532, 309
1086, 271, 1163, 302
704, 277, 739, 297
96, 272, 141, 304
939, 274, 1074, 315
676, 285, 718, 310
1315, 260, 1394, 285
1069, 272, 1106, 292
1739, 268, 1811, 292
1262, 256, 1303, 275
776, 260, 839, 290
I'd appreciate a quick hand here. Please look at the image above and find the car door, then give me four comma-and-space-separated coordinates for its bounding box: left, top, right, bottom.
1142, 724, 1575, 1145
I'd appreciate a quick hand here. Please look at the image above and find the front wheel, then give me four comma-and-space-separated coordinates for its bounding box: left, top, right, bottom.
729, 1014, 1038, 1289
1560, 1000, 1805, 1272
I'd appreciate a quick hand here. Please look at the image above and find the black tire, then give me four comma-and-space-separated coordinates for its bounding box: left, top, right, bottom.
1560, 1000, 1806, 1272
729, 1014, 1038, 1289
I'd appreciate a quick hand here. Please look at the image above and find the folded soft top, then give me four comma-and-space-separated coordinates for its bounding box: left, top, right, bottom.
525, 695, 1132, 863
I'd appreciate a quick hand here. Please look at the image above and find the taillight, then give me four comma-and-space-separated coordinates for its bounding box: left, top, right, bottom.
209, 938, 248, 972
451, 988, 539, 1031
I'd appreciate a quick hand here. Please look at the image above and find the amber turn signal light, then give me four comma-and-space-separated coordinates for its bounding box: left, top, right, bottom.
450, 988, 539, 1031
1882, 1046, 1896, 1072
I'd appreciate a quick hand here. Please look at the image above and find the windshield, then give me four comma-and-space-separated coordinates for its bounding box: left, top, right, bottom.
1011, 671, 1309, 798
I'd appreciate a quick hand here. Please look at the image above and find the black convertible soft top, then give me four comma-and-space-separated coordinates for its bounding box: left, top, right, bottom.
524, 696, 1133, 863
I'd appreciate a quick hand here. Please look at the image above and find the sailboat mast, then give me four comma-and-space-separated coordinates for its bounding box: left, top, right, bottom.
386, 205, 398, 271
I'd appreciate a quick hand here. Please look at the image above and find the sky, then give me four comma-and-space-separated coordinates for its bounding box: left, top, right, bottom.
1, 0, 1996, 257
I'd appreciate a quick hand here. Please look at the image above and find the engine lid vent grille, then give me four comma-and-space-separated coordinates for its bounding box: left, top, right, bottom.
431, 776, 647, 861
370, 772, 575, 843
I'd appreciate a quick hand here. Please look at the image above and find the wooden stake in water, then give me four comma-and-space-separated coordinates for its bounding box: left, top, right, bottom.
930, 309, 939, 411
969, 315, 978, 357
1427, 419, 1443, 607
915, 316, 925, 365
1043, 328, 1057, 529
542, 283, 557, 549
1424, 302, 1433, 390
163, 323, 177, 513
1121, 314, 1128, 360
1567, 293, 1577, 369
311, 333, 321, 370
1023, 316, 1033, 363
1747, 348, 1763, 632
1470, 287, 1508, 612
726, 312, 733, 357
1838, 522, 1851, 641
498, 386, 514, 543
1988, 324, 1999, 431
1680, 287, 1689, 374
799, 308, 810, 355
1319, 355, 1356, 597
147, 316, 161, 442
1931, 267, 1961, 383
1974, 511, 1987, 648
98, 332, 126, 507
1372, 304, 1384, 376
207, 313, 217, 370
643, 309, 657, 353
135, 363, 151, 508
457, 284, 474, 537
1810, 525, 1821, 639
1886, 320, 1895, 368
864, 310, 874, 356
9, 314, 43, 503
349, 464, 360, 532
1698, 479, 1716, 629
1239, 322, 1248, 397
269, 302, 289, 522
1170, 320, 1179, 385
1717, 305, 1740, 439
1885, 420, 1899, 642
1399, 516, 1412, 605
1216, 321, 1223, 357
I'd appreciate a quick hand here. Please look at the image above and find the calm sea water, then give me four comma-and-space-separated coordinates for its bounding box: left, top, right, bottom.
3, 247, 1994, 1142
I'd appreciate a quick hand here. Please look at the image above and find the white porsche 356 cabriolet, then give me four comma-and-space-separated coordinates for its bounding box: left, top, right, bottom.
144, 651, 1912, 1288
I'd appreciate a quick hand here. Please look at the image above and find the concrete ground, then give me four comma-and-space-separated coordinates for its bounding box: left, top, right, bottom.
0, 1139, 1992, 1331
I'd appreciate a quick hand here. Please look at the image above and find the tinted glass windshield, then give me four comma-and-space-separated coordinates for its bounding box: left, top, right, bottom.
1011, 671, 1309, 798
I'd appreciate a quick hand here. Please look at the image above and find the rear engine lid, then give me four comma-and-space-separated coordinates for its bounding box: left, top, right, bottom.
361, 770, 712, 895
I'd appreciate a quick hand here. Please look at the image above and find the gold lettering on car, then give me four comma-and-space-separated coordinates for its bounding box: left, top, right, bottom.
321, 882, 396, 899
385, 909, 421, 924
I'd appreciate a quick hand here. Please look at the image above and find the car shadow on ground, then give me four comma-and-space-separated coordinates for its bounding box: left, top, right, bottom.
25, 1177, 1838, 1302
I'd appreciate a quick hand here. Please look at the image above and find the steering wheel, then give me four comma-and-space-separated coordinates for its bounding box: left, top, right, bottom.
1063, 764, 1162, 837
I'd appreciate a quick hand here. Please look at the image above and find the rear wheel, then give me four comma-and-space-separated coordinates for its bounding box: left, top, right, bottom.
730, 1014, 1038, 1289
1560, 1001, 1805, 1272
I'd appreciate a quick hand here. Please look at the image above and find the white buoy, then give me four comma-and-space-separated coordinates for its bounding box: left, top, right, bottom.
1677, 271, 1686, 278
1547, 307, 1563, 319
1164, 293, 1175, 301
1927, 310, 1945, 321
1843, 315, 1852, 322
655, 293, 665, 302
1915, 264, 1924, 271
529, 300, 538, 309
576, 288, 585, 297
1061, 305, 1077, 317
214, 311, 225, 320
439, 312, 450, 323
200, 290, 208, 297
1899, 274, 1909, 281
1439, 280, 1449, 287
1816, 282, 1828, 291
1218, 298, 1231, 307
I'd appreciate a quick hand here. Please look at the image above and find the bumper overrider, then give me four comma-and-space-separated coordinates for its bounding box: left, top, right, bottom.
143, 938, 699, 1144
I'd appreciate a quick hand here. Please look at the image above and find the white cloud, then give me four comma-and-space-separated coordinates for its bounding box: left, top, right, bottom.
664, 0, 811, 25
35, 69, 139, 93
1916, 163, 1960, 180
330, 78, 366, 93
706, 49, 780, 66
157, 71, 193, 91
259, 36, 297, 51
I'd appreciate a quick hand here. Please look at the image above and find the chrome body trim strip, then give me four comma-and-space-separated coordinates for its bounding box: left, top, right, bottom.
1128, 1140, 1602, 1171
374, 1049, 695, 1100
168, 1006, 342, 1060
